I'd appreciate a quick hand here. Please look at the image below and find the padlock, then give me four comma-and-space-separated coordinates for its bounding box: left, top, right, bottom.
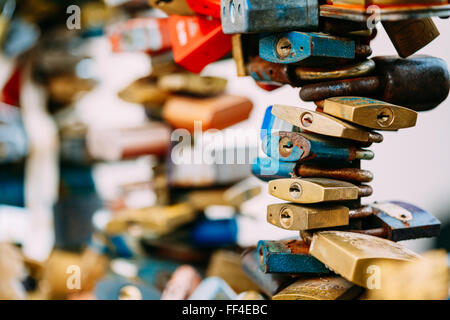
268, 178, 371, 203
382, 18, 440, 58
267, 203, 374, 231
150, 52, 184, 77
328, 0, 448, 8
161, 265, 202, 300
86, 123, 171, 161
364, 250, 449, 300
263, 131, 374, 163
105, 203, 197, 236
162, 94, 253, 132
293, 59, 375, 82
221, 0, 319, 34
352, 201, 441, 241
241, 248, 295, 297
206, 250, 261, 293
261, 104, 380, 146
272, 276, 362, 300
148, 0, 195, 15
267, 204, 349, 231
118, 76, 170, 107
43, 249, 108, 299
247, 56, 375, 87
186, 0, 221, 18
257, 240, 330, 274
252, 157, 373, 183
189, 277, 237, 300
107, 17, 171, 54
272, 104, 383, 143
322, 97, 418, 131
157, 73, 227, 97
259, 32, 356, 65
95, 276, 161, 300
168, 15, 232, 73
300, 55, 450, 111
309, 231, 421, 288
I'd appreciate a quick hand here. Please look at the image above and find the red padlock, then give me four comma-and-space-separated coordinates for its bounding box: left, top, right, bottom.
107, 18, 171, 54
186, 0, 221, 18
168, 15, 232, 73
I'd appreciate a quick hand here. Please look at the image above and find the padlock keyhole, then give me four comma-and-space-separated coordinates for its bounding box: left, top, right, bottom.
289, 183, 302, 199
280, 208, 294, 229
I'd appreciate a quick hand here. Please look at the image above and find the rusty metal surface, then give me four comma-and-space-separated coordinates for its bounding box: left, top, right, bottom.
296, 164, 374, 183
257, 240, 330, 274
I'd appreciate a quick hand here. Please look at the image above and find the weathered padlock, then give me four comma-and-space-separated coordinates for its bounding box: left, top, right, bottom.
252, 157, 373, 183
257, 239, 330, 274
272, 276, 362, 300
271, 105, 383, 144
309, 231, 420, 288
322, 97, 417, 131
268, 178, 372, 203
300, 55, 450, 111
221, 0, 319, 34
259, 32, 356, 65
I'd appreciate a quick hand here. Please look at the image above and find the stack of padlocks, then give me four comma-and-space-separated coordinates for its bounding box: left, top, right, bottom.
142, 0, 450, 300
215, 0, 450, 299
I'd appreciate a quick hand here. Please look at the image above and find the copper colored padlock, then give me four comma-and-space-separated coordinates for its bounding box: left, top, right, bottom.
162, 94, 253, 132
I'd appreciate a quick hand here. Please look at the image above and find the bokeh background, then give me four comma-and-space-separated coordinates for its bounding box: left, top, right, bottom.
0, 0, 449, 300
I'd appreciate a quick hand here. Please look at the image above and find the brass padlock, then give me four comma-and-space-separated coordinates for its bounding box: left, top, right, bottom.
364, 250, 449, 300
268, 178, 371, 204
309, 231, 421, 288
267, 203, 349, 231
322, 97, 418, 130
272, 276, 362, 300
382, 18, 440, 58
272, 104, 383, 143
157, 73, 227, 97
206, 250, 260, 294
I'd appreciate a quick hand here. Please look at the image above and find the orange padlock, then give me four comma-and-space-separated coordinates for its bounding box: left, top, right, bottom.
162, 94, 253, 132
168, 15, 232, 73
107, 17, 171, 54
186, 0, 221, 18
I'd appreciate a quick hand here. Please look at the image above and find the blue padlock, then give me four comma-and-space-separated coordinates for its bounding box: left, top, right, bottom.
369, 201, 441, 242
259, 32, 355, 64
252, 157, 296, 181
221, 0, 319, 34
262, 132, 374, 162
257, 239, 330, 274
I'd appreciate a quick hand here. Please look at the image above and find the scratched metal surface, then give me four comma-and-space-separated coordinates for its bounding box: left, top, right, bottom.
373, 201, 441, 242
257, 240, 330, 274
259, 32, 355, 64
221, 0, 319, 34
